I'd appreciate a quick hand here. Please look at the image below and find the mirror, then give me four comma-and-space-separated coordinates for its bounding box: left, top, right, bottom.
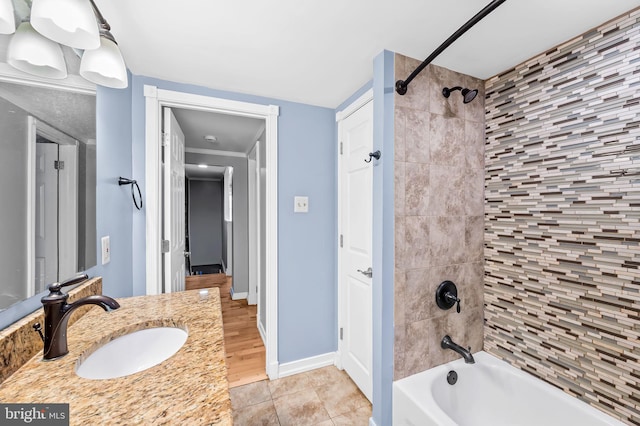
0, 79, 96, 313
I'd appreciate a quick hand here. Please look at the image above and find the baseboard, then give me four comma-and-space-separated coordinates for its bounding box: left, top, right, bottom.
229, 288, 248, 300
278, 352, 337, 378
267, 361, 279, 380
258, 320, 267, 346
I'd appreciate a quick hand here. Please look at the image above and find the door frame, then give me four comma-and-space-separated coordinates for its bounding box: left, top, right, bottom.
335, 88, 373, 370
144, 85, 280, 378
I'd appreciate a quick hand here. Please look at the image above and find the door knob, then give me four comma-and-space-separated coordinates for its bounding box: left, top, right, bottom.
184, 251, 191, 257
357, 267, 373, 278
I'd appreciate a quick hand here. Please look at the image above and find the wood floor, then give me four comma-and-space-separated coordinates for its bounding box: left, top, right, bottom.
185, 274, 267, 388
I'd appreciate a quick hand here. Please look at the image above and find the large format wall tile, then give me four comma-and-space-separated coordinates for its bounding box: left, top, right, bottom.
484, 9, 640, 425
394, 56, 485, 379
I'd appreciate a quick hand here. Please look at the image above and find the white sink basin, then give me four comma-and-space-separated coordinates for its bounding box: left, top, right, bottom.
75, 327, 188, 380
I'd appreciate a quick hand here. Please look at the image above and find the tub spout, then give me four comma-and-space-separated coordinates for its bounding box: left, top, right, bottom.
441, 335, 475, 364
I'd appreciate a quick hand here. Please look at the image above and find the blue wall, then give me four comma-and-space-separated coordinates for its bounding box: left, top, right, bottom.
371, 50, 395, 426
88, 79, 134, 299
128, 75, 337, 363
335, 80, 373, 112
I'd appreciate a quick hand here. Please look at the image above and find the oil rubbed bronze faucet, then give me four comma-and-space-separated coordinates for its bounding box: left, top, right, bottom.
441, 335, 475, 364
40, 274, 120, 360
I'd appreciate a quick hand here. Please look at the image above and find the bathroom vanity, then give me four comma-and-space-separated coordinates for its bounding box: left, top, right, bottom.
0, 281, 231, 425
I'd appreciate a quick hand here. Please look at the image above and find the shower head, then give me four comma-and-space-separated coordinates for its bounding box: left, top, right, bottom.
442, 86, 478, 104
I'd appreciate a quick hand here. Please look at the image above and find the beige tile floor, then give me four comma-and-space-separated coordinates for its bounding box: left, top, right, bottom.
230, 366, 372, 425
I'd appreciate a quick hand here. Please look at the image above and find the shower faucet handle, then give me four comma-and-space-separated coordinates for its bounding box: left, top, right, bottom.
436, 280, 461, 313
445, 292, 461, 313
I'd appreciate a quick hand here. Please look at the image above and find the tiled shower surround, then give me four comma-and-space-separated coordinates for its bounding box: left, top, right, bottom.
484, 9, 640, 425
393, 55, 486, 379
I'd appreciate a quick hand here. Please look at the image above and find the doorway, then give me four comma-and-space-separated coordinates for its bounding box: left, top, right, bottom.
144, 86, 280, 379
185, 164, 229, 277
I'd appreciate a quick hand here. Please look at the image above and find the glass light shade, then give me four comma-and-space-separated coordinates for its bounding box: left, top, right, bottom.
7, 22, 67, 79
30, 0, 100, 50
0, 0, 15, 34
80, 36, 128, 88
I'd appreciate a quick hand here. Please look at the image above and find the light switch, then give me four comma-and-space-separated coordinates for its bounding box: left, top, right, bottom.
101, 236, 111, 265
294, 196, 309, 213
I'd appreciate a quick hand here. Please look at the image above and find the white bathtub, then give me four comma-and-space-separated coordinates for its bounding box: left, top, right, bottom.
393, 351, 625, 426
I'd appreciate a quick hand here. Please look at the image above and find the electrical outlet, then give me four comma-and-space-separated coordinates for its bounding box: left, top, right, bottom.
294, 196, 309, 213
101, 236, 110, 265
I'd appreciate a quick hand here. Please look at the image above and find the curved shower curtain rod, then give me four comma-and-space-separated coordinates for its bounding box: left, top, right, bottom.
395, 0, 507, 96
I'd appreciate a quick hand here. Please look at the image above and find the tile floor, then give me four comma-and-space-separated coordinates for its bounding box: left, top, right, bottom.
230, 366, 372, 425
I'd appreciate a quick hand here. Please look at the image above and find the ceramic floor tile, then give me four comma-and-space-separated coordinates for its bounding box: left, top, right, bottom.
268, 373, 314, 399
231, 365, 370, 426
315, 376, 370, 418
331, 405, 372, 425
232, 400, 280, 426
230, 380, 272, 410
272, 389, 331, 426
303, 366, 352, 388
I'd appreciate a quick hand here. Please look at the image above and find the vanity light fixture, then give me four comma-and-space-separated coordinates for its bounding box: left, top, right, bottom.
30, 0, 100, 50
7, 21, 68, 79
0, 0, 15, 34
5, 0, 128, 89
79, 0, 127, 88
197, 164, 208, 168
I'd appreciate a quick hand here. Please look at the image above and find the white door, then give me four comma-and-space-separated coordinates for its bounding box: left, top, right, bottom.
163, 107, 186, 293
248, 142, 260, 305
35, 142, 59, 290
339, 99, 373, 401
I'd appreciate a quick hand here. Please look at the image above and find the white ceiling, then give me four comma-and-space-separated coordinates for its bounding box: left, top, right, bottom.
172, 108, 264, 153
96, 0, 640, 108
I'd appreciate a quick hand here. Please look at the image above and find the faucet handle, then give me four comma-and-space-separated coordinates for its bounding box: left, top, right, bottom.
444, 292, 461, 313
437, 280, 462, 314
48, 274, 90, 293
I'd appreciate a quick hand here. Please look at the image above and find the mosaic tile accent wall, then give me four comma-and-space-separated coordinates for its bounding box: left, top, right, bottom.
484, 9, 640, 424
394, 54, 485, 380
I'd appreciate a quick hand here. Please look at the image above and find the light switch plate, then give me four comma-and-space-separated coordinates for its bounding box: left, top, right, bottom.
294, 196, 309, 213
101, 236, 110, 265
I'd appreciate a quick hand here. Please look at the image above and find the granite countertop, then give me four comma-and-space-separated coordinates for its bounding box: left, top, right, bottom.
0, 289, 231, 425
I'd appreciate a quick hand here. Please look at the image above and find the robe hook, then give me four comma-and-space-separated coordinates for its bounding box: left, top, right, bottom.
365, 150, 381, 163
